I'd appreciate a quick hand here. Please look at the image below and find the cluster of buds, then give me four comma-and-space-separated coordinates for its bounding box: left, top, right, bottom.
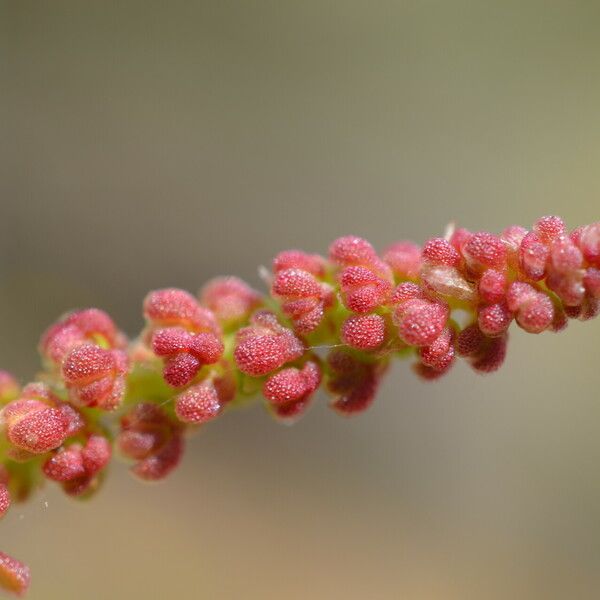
0, 215, 598, 596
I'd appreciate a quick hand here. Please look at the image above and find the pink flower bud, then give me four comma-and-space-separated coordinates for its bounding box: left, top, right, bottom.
519, 232, 549, 280
515, 293, 554, 334
43, 445, 86, 482
2, 398, 69, 455
420, 328, 455, 371
81, 435, 111, 475
393, 299, 449, 347
506, 281, 537, 312
175, 380, 222, 424
462, 232, 507, 273
391, 282, 425, 304
546, 270, 585, 307
271, 268, 333, 333
533, 215, 565, 244
152, 327, 224, 387
199, 276, 262, 326
263, 361, 321, 409
329, 236, 378, 267
326, 350, 383, 415
506, 282, 554, 333
577, 222, 600, 267
422, 238, 461, 267
118, 404, 183, 481
62, 344, 129, 409
341, 314, 386, 350
456, 324, 486, 357
471, 334, 508, 373
584, 268, 600, 298
144, 288, 220, 335
339, 265, 392, 313
234, 312, 303, 377
478, 269, 507, 304
132, 434, 183, 482
478, 302, 512, 336
549, 235, 583, 274
273, 250, 327, 277
40, 308, 125, 365
0, 551, 30, 597
382, 241, 422, 279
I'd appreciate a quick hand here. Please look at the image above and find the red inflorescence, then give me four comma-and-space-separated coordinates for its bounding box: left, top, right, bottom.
1, 214, 599, 597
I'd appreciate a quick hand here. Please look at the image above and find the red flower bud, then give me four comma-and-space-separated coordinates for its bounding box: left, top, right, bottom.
422, 237, 461, 267
383, 241, 422, 279
152, 328, 224, 387
393, 299, 449, 347
175, 380, 222, 424
234, 312, 303, 377
199, 276, 262, 326
144, 288, 220, 334
273, 250, 327, 277
341, 314, 386, 350
0, 552, 30, 597
62, 344, 129, 409
462, 232, 507, 273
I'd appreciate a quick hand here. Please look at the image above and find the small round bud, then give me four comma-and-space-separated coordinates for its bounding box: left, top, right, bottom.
263, 361, 321, 408
584, 268, 600, 298
43, 445, 86, 482
175, 381, 222, 424
456, 325, 486, 357
422, 238, 461, 267
515, 293, 554, 334
339, 266, 392, 313
533, 215, 565, 244
199, 276, 261, 326
519, 232, 549, 281
273, 250, 327, 276
329, 236, 378, 267
462, 232, 507, 273
394, 299, 449, 347
81, 435, 112, 474
234, 312, 303, 377
0, 551, 30, 597
2, 399, 69, 454
478, 302, 512, 337
478, 269, 507, 304
578, 222, 600, 267
382, 241, 421, 279
144, 288, 220, 334
341, 314, 386, 350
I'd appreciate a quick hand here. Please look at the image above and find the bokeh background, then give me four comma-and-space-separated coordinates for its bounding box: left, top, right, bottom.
2, 2, 600, 598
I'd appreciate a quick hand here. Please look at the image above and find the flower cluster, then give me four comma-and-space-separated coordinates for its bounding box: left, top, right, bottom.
0, 215, 598, 596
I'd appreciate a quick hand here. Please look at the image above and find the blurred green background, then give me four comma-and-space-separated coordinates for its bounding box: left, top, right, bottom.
1, 1, 600, 598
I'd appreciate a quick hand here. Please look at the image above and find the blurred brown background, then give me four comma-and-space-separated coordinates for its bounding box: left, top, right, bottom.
2, 2, 600, 598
